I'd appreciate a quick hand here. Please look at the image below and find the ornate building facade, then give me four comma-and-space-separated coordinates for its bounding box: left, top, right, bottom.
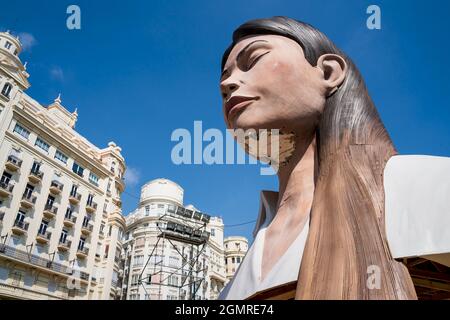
0, 31, 126, 300
224, 236, 248, 282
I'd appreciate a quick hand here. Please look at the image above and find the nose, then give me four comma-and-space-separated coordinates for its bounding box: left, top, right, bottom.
220, 81, 239, 101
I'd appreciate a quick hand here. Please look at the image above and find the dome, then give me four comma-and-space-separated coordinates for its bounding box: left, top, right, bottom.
140, 178, 184, 206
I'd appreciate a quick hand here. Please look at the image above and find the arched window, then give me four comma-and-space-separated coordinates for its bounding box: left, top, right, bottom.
1, 83, 12, 98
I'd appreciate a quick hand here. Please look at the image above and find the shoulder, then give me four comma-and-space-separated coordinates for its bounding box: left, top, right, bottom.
384, 155, 450, 267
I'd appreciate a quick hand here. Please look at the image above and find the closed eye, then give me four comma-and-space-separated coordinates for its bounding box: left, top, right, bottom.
247, 51, 270, 70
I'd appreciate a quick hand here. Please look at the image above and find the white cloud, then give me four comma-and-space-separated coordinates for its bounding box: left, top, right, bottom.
124, 167, 140, 186
18, 32, 37, 51
50, 66, 64, 81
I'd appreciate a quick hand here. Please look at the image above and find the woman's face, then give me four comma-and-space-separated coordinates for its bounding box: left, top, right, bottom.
220, 34, 327, 134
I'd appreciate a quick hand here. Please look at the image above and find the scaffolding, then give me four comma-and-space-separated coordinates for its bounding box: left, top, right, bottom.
137, 205, 211, 300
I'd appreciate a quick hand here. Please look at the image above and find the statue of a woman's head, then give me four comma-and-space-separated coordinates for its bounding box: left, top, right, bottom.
220, 16, 394, 167
219, 17, 417, 300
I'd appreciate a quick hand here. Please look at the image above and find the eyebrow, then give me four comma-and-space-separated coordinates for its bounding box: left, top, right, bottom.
221, 39, 269, 79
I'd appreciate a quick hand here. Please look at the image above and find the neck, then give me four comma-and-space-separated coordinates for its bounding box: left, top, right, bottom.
276, 133, 317, 213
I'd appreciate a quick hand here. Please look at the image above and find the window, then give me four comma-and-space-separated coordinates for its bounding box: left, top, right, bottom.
1, 171, 12, 185
15, 210, 26, 223
145, 205, 150, 216
211, 228, 215, 236
89, 172, 99, 186
54, 150, 68, 164
13, 123, 30, 139
35, 137, 50, 153
131, 274, 139, 286
31, 161, 41, 174
133, 255, 144, 267
232, 257, 235, 263
83, 215, 90, 227
157, 204, 164, 208
87, 194, 94, 206
237, 257, 241, 263
60, 229, 68, 243
23, 184, 34, 198
103, 202, 108, 213
4, 41, 12, 49
108, 225, 112, 237
100, 223, 105, 233
38, 220, 48, 235
65, 205, 74, 218
1, 83, 12, 98
104, 244, 109, 258
107, 179, 111, 192
72, 162, 84, 177
169, 256, 179, 268
70, 184, 78, 196
168, 275, 178, 287
78, 238, 86, 250
46, 195, 55, 207
135, 237, 145, 248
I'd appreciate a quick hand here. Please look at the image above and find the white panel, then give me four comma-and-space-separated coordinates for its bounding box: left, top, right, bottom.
384, 155, 450, 266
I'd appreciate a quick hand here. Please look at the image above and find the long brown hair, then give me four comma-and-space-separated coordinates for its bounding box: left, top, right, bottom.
222, 17, 417, 299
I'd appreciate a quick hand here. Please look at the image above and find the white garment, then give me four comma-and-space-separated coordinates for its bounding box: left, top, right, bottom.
219, 154, 450, 300
219, 191, 309, 300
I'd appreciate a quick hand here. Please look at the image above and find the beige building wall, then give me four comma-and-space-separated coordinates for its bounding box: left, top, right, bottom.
224, 236, 248, 282
0, 31, 126, 300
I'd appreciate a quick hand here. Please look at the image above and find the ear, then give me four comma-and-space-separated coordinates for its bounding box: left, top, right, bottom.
316, 54, 347, 96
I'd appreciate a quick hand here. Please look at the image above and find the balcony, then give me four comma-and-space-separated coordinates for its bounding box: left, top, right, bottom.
85, 202, 97, 214
43, 204, 58, 219
95, 253, 101, 261
115, 176, 125, 192
63, 215, 77, 227
69, 192, 81, 205
98, 230, 105, 238
0, 243, 89, 281
80, 223, 93, 235
0, 181, 14, 198
49, 180, 64, 195
5, 155, 22, 171
36, 230, 52, 244
57, 240, 72, 252
20, 193, 37, 209
28, 169, 44, 184
11, 220, 29, 235
76, 247, 89, 259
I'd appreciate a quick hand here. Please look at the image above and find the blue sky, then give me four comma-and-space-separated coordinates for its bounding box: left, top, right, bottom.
1, 0, 449, 242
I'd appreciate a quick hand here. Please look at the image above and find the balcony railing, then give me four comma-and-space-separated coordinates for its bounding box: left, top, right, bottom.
85, 202, 97, 213
57, 239, 72, 251
36, 230, 52, 243
69, 192, 81, 204
49, 180, 64, 195
43, 204, 58, 219
63, 215, 77, 227
81, 223, 93, 235
5, 155, 22, 171
0, 181, 14, 197
29, 169, 44, 184
21, 192, 37, 208
0, 243, 89, 280
76, 247, 89, 258
11, 220, 29, 235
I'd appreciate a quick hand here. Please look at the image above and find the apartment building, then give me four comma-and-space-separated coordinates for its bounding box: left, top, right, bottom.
224, 236, 248, 282
121, 178, 227, 300
0, 30, 126, 300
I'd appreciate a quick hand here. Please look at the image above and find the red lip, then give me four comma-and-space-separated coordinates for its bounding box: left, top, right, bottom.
225, 96, 259, 121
